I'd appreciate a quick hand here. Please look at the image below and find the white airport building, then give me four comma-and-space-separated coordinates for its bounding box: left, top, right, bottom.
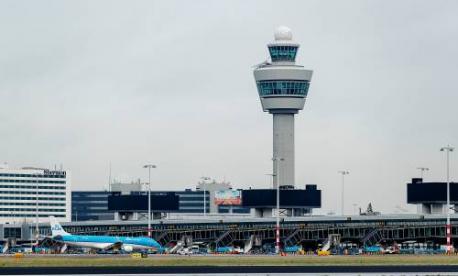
0, 166, 71, 224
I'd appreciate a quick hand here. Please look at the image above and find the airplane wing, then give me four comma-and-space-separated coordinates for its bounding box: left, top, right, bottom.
50, 235, 62, 240
103, 241, 123, 251
42, 236, 65, 247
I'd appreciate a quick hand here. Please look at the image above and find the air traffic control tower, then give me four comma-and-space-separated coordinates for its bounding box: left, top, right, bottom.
253, 26, 313, 190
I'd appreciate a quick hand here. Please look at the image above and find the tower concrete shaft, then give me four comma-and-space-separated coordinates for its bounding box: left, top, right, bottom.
273, 113, 294, 189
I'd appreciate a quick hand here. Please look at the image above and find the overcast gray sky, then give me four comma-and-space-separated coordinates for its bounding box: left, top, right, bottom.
1, 0, 458, 215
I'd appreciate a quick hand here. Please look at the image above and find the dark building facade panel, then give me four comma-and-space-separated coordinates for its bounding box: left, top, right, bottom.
108, 193, 179, 211
407, 182, 458, 203
132, 191, 209, 213
73, 190, 210, 220
241, 188, 321, 208
72, 191, 114, 221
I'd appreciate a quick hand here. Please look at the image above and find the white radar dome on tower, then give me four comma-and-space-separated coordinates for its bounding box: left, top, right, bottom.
274, 26, 293, 41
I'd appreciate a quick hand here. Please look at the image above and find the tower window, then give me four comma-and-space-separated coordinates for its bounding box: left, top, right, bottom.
256, 80, 310, 96
268, 46, 298, 62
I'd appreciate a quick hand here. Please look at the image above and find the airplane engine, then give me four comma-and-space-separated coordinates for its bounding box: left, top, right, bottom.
122, 245, 133, 252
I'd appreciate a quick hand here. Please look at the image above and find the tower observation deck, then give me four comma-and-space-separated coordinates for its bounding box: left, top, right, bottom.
253, 26, 313, 190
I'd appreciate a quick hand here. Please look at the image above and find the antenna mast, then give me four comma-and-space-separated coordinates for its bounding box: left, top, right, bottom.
108, 162, 112, 192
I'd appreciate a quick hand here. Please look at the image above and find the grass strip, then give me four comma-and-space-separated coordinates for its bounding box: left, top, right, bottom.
2, 255, 458, 267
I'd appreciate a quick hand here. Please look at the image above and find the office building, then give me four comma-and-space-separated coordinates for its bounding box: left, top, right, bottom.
0, 166, 71, 223
72, 191, 113, 221
72, 180, 144, 221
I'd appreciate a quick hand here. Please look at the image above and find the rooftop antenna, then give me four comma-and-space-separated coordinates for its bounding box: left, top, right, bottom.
416, 167, 429, 180
108, 162, 112, 192
252, 59, 270, 69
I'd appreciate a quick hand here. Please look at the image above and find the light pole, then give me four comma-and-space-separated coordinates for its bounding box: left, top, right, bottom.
143, 164, 156, 238
352, 203, 358, 215
416, 167, 429, 180
272, 157, 284, 255
440, 145, 454, 253
338, 171, 350, 216
266, 173, 274, 189
200, 177, 211, 217
35, 173, 39, 251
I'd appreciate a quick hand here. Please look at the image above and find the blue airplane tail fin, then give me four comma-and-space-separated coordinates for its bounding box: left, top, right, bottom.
49, 216, 70, 237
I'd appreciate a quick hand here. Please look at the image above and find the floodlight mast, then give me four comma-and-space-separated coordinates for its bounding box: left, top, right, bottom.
416, 167, 429, 179
273, 157, 284, 255
200, 176, 211, 217
143, 164, 156, 237
338, 171, 350, 216
440, 145, 454, 254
